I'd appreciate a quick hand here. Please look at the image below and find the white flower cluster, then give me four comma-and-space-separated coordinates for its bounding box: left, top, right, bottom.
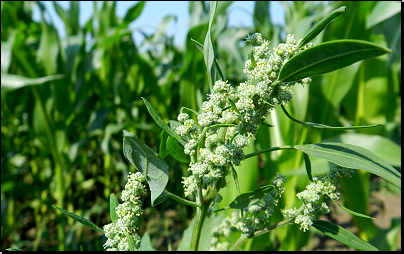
281, 167, 355, 232
178, 33, 312, 198
103, 172, 146, 251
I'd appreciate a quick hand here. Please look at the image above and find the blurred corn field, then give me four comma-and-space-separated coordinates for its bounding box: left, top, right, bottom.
1, 1, 401, 251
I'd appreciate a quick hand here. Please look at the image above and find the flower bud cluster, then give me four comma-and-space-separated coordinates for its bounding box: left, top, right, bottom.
180, 33, 312, 198
103, 172, 146, 251
281, 167, 354, 232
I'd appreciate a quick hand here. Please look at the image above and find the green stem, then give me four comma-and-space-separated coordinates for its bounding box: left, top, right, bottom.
244, 145, 294, 159
164, 190, 199, 207
229, 205, 305, 251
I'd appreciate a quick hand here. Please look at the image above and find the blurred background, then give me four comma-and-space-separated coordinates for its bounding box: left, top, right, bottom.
1, 1, 401, 251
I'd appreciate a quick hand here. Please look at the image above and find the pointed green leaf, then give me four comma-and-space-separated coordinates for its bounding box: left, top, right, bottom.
123, 130, 169, 206
281, 104, 383, 130
293, 142, 401, 188
159, 130, 169, 159
52, 205, 104, 233
109, 193, 119, 223
138, 232, 155, 251
126, 231, 136, 251
331, 199, 374, 219
303, 141, 313, 182
166, 136, 190, 163
228, 185, 274, 210
204, 1, 218, 90
298, 6, 346, 48
123, 1, 145, 26
278, 40, 391, 82
142, 97, 186, 146
191, 38, 225, 81
250, 48, 257, 67
312, 220, 378, 251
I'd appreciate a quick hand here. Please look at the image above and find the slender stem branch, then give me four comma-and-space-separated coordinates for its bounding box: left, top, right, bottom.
229, 205, 305, 251
164, 190, 199, 208
244, 145, 294, 159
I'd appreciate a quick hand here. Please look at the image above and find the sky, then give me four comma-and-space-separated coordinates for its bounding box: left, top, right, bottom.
32, 1, 285, 47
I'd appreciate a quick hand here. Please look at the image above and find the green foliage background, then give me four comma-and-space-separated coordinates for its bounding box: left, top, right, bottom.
1, 1, 401, 251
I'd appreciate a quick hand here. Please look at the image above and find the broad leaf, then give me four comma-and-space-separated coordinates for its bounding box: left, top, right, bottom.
224, 185, 274, 210
123, 1, 145, 26
293, 142, 401, 188
278, 40, 391, 82
298, 6, 346, 48
312, 220, 378, 251
123, 130, 169, 206
166, 136, 190, 163
52, 205, 104, 234
109, 193, 119, 223
142, 97, 187, 146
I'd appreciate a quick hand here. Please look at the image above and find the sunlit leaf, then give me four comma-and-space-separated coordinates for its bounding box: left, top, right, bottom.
278, 40, 391, 82
298, 6, 346, 48
293, 142, 401, 188
312, 220, 378, 251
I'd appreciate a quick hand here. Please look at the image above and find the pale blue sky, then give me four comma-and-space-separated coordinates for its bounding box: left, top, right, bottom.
33, 1, 285, 47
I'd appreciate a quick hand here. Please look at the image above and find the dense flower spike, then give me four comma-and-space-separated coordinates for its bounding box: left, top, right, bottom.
180, 33, 312, 198
103, 172, 146, 251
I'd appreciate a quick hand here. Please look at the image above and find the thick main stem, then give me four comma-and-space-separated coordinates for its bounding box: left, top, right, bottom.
189, 203, 210, 250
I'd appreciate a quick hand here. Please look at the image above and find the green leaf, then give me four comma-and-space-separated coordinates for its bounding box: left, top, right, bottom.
1, 74, 65, 93
138, 232, 155, 251
225, 185, 274, 210
250, 48, 257, 67
312, 220, 378, 251
123, 130, 169, 206
142, 97, 186, 146
166, 136, 190, 163
123, 1, 145, 26
303, 141, 313, 182
159, 130, 169, 159
52, 205, 104, 234
331, 199, 374, 219
324, 133, 401, 168
191, 38, 225, 81
278, 40, 391, 82
204, 1, 218, 90
109, 193, 119, 223
293, 142, 401, 188
366, 1, 401, 29
298, 6, 346, 48
126, 231, 136, 251
281, 104, 384, 130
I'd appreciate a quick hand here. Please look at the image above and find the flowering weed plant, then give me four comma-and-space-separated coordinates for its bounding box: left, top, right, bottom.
53, 3, 400, 251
